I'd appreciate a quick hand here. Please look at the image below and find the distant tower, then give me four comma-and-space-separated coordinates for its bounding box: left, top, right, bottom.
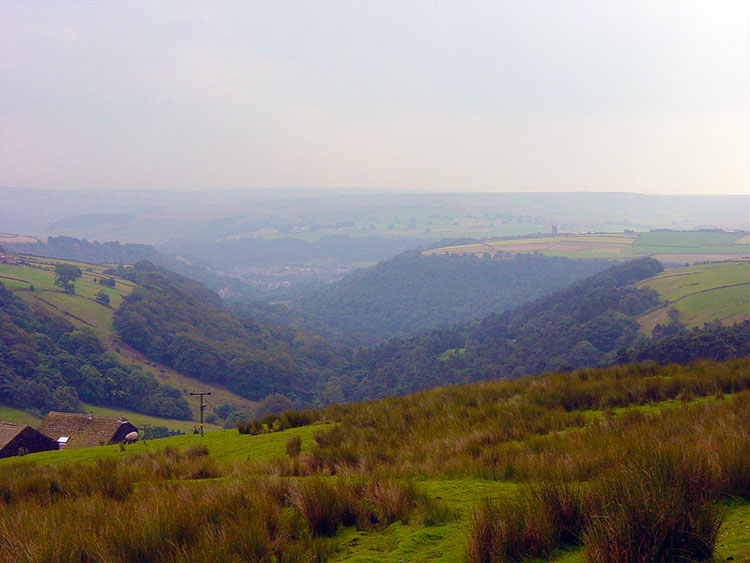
551, 224, 558, 235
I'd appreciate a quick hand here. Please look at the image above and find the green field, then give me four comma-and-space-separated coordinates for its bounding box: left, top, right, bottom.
636, 260, 750, 331
1, 421, 326, 467
0, 406, 43, 427
426, 230, 749, 262
632, 230, 747, 254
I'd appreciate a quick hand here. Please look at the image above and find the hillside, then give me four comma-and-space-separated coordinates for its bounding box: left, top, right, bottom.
426, 229, 750, 265
636, 259, 750, 333
1, 357, 748, 562
112, 261, 349, 404
295, 252, 610, 344
335, 258, 666, 401
3, 235, 260, 301
0, 254, 257, 424
0, 281, 190, 419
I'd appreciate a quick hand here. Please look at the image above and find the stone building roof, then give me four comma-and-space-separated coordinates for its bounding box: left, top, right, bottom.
0, 422, 26, 450
38, 412, 138, 449
0, 421, 59, 458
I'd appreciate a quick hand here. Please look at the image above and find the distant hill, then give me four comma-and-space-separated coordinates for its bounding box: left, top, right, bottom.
295, 252, 610, 344
0, 254, 257, 424
3, 235, 259, 301
335, 258, 666, 400
112, 261, 349, 405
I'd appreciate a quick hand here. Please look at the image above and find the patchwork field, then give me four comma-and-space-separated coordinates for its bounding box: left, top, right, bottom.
425, 230, 750, 264
636, 260, 750, 332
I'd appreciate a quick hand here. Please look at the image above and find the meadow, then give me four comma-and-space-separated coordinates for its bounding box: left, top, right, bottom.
2, 357, 748, 562
636, 260, 750, 331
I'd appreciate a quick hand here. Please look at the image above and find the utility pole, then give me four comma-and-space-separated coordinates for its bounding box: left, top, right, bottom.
189, 392, 211, 437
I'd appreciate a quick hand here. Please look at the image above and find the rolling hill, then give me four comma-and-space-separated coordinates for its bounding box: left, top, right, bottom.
0, 254, 256, 426
294, 251, 611, 344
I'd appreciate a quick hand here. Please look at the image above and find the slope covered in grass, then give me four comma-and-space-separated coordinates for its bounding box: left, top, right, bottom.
636, 260, 750, 332
1, 357, 748, 562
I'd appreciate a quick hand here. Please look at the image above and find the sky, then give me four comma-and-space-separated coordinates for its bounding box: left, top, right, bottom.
1, 1, 748, 194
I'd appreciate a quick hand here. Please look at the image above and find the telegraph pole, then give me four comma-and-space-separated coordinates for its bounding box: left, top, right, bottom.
189, 392, 211, 437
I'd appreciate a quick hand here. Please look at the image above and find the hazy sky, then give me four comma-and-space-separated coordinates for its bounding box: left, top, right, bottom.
1, 2, 748, 194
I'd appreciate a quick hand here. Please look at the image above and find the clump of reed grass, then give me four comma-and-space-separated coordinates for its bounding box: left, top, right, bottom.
467, 496, 555, 562
584, 447, 723, 562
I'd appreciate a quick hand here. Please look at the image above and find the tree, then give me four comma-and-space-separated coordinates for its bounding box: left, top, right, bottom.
54, 264, 82, 294
95, 291, 111, 305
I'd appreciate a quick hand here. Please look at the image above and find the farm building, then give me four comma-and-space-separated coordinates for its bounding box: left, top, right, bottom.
0, 422, 58, 459
38, 412, 138, 449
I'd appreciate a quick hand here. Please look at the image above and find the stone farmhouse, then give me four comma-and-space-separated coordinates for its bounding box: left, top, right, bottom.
38, 412, 138, 449
0, 421, 58, 459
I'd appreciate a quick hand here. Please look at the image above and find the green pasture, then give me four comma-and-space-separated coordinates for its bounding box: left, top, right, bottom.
0, 406, 43, 427
632, 230, 748, 254
637, 261, 750, 329
2, 422, 327, 467
428, 230, 749, 260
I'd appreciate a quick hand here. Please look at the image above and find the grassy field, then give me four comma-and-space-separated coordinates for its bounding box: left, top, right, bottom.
632, 230, 747, 254
0, 406, 42, 427
1, 421, 326, 467
636, 260, 750, 332
425, 230, 749, 263
1, 357, 748, 562
0, 255, 256, 423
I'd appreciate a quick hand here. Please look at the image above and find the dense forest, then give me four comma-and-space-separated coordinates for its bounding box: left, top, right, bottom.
295, 252, 610, 344
112, 262, 349, 405
0, 283, 190, 418
618, 320, 750, 365
335, 258, 666, 400
110, 258, 750, 407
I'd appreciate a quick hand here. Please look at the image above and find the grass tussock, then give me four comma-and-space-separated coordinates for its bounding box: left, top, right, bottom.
467, 481, 585, 562
0, 445, 450, 562
584, 448, 723, 562
302, 358, 750, 478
